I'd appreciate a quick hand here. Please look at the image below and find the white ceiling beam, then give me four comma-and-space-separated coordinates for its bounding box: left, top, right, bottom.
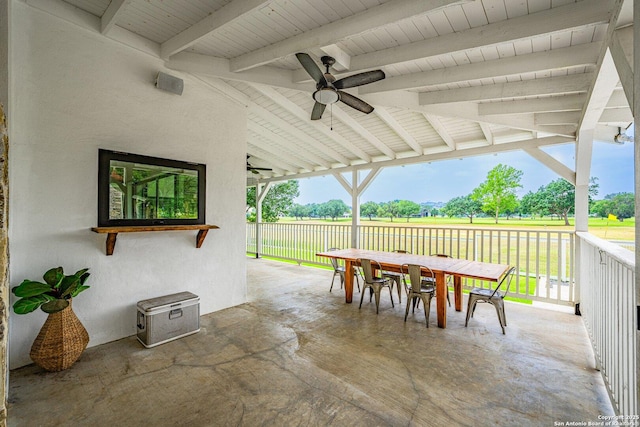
374, 107, 423, 155
578, 50, 621, 132
423, 114, 455, 150
101, 0, 132, 35
247, 84, 372, 162
523, 148, 576, 185
578, 0, 624, 133
362, 91, 578, 136
167, 52, 312, 92
478, 94, 587, 116
607, 89, 629, 108
247, 123, 316, 172
256, 136, 574, 183
479, 123, 493, 145
360, 42, 600, 95
245, 147, 287, 176
330, 105, 396, 159
599, 107, 633, 123
350, 0, 611, 71
320, 45, 351, 72
230, 0, 467, 72
332, 173, 353, 195
357, 167, 382, 194
248, 125, 324, 172
249, 104, 349, 167
609, 26, 634, 107
418, 73, 593, 105
160, 0, 270, 59
250, 113, 348, 167
535, 112, 581, 125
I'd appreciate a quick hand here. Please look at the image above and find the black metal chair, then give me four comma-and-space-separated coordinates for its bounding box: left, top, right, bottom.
401, 263, 435, 327
358, 258, 394, 314
328, 248, 360, 293
465, 267, 516, 334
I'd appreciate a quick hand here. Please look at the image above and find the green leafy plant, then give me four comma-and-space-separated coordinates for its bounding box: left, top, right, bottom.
12, 267, 90, 314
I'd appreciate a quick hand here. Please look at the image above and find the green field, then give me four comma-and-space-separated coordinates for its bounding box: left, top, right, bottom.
277, 216, 635, 241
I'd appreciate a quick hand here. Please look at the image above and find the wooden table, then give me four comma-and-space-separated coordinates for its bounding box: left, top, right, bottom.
316, 249, 510, 328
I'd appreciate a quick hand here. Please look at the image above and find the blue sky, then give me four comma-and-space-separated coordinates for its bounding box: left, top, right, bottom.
294, 140, 635, 205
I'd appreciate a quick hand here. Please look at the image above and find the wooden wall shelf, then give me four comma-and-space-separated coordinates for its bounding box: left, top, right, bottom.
91, 225, 219, 256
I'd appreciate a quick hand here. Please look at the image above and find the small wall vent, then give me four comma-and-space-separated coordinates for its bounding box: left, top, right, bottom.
155, 72, 184, 95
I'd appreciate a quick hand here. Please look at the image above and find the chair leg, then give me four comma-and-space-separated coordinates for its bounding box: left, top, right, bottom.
354, 273, 361, 292
339, 271, 345, 290
373, 285, 382, 314
493, 303, 505, 334
359, 285, 368, 309
395, 277, 402, 303
446, 288, 451, 307
404, 294, 412, 322
330, 271, 335, 292
465, 297, 476, 327
421, 294, 431, 328
388, 285, 395, 307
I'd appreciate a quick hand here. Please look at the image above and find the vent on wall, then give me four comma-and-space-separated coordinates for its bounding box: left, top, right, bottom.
156, 72, 184, 95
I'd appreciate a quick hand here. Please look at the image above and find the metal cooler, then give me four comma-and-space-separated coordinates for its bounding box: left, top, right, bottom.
136, 291, 200, 348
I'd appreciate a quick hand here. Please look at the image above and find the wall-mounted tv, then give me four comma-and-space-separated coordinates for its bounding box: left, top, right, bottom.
98, 149, 206, 227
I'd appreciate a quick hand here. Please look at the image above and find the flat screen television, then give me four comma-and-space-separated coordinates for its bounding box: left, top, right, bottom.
98, 149, 206, 227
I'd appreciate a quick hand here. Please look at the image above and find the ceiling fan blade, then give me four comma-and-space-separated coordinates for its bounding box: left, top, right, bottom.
338, 91, 374, 114
295, 53, 327, 87
334, 70, 385, 89
311, 102, 326, 120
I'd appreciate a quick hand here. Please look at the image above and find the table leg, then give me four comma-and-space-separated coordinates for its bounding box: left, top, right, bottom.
454, 276, 462, 312
344, 260, 354, 303
435, 271, 447, 328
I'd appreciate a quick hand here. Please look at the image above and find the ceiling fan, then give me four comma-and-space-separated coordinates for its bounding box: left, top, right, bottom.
247, 155, 272, 174
295, 53, 385, 120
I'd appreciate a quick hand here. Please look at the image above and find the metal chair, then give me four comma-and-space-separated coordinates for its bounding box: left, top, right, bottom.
420, 254, 452, 307
401, 264, 435, 327
382, 249, 409, 303
358, 258, 394, 314
328, 248, 360, 293
465, 267, 516, 334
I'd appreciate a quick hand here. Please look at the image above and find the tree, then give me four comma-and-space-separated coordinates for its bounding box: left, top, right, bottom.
520, 190, 548, 218
323, 199, 349, 220
396, 200, 420, 222
590, 199, 610, 218
536, 178, 598, 226
471, 164, 523, 223
608, 192, 635, 221
361, 201, 379, 220
246, 180, 300, 222
378, 201, 399, 222
442, 195, 483, 223
289, 203, 309, 220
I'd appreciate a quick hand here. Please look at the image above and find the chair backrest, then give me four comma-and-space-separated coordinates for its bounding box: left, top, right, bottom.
430, 253, 450, 258
358, 258, 383, 284
328, 248, 341, 271
492, 267, 516, 298
401, 264, 434, 293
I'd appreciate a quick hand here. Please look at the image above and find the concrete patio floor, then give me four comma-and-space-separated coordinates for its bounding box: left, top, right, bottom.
8, 258, 614, 426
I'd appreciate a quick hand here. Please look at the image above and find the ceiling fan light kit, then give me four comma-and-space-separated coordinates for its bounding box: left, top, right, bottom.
295, 53, 385, 120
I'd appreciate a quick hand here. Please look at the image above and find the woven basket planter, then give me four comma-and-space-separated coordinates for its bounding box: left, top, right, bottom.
30, 302, 89, 372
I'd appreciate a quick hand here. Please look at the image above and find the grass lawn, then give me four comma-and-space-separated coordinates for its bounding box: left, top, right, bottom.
277, 216, 635, 241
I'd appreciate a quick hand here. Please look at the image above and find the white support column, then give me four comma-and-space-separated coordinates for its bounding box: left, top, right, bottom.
633, 2, 640, 416
255, 181, 272, 258
574, 129, 594, 232
351, 170, 360, 249
332, 168, 381, 248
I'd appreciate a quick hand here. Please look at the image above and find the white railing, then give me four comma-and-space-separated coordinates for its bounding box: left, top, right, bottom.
247, 223, 576, 306
577, 232, 637, 416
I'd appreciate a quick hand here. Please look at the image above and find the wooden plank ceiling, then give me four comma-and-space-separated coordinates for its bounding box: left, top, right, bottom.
58, 0, 633, 182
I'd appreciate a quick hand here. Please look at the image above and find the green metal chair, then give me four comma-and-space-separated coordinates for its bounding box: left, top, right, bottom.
382, 249, 410, 303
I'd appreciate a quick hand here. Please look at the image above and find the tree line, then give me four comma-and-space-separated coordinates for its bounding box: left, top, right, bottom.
246, 165, 634, 224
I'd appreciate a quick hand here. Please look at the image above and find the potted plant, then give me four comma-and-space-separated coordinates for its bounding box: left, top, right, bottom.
12, 267, 91, 371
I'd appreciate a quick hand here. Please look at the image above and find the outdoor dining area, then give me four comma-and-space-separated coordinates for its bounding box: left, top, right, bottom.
8, 257, 613, 426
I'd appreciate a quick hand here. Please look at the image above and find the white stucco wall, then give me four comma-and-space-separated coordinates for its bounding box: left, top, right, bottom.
8, 3, 248, 368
